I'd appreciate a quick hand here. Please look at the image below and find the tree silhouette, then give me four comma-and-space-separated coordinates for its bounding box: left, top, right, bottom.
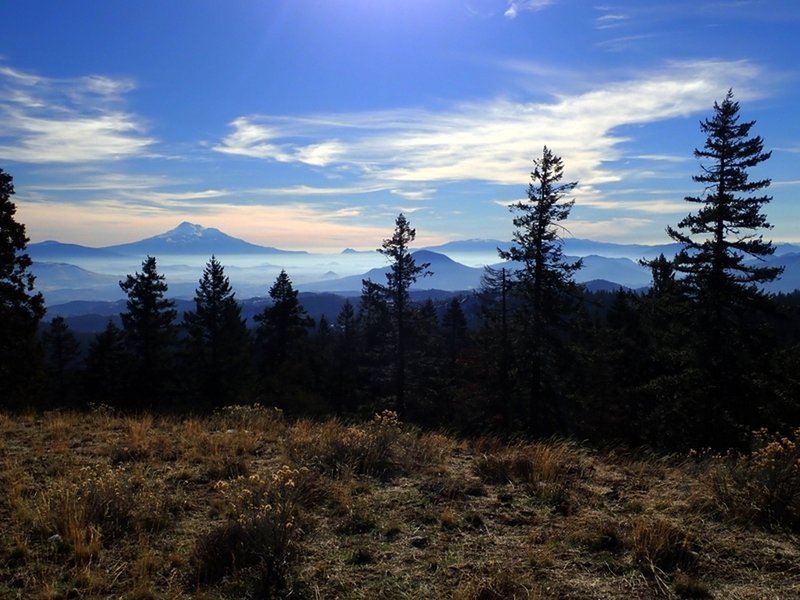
477, 266, 513, 427
0, 167, 45, 406
499, 146, 581, 433
42, 315, 81, 403
85, 320, 128, 407
660, 90, 780, 446
441, 297, 468, 375
119, 256, 177, 407
254, 270, 313, 403
183, 256, 250, 409
376, 214, 431, 419
667, 90, 780, 300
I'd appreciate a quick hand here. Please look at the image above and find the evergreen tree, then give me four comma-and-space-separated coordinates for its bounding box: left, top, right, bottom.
376, 214, 431, 418
0, 167, 45, 406
42, 315, 81, 404
499, 146, 582, 433
255, 270, 313, 367
254, 270, 314, 409
119, 256, 177, 408
183, 256, 250, 409
357, 278, 393, 405
84, 320, 128, 407
332, 299, 360, 413
441, 297, 468, 375
659, 90, 780, 446
476, 266, 513, 428
667, 90, 779, 301
408, 297, 443, 424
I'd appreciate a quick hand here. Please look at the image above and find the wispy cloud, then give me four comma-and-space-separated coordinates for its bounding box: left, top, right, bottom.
504, 0, 555, 19
595, 12, 629, 29
214, 59, 765, 194
0, 65, 154, 163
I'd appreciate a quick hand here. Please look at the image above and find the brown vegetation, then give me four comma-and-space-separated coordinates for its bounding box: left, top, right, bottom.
1, 406, 799, 599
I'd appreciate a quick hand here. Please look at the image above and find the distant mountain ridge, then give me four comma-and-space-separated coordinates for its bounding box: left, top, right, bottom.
29, 221, 305, 260
26, 223, 800, 310
301, 250, 485, 293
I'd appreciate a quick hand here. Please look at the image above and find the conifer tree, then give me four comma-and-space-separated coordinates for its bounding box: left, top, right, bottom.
477, 266, 513, 427
659, 90, 780, 445
183, 256, 250, 408
667, 90, 779, 302
42, 315, 81, 403
441, 297, 468, 374
332, 299, 360, 412
376, 214, 431, 418
0, 167, 45, 406
499, 146, 581, 433
119, 256, 177, 407
357, 279, 393, 404
255, 270, 313, 369
85, 320, 128, 407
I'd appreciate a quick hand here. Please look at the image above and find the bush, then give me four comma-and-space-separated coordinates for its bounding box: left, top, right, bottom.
191, 465, 307, 588
710, 428, 800, 529
285, 411, 404, 479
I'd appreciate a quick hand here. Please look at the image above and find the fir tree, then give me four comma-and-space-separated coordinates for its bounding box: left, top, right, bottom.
183, 256, 250, 408
376, 214, 431, 418
660, 90, 780, 446
254, 269, 313, 373
119, 256, 177, 407
0, 167, 45, 406
84, 320, 128, 407
667, 90, 780, 301
499, 146, 582, 433
42, 316, 81, 404
441, 297, 468, 375
332, 299, 360, 412
476, 266, 513, 427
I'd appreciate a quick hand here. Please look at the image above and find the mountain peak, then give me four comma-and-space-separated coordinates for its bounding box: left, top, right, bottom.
167, 221, 205, 236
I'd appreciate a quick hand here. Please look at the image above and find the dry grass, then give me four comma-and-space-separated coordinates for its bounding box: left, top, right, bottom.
1, 409, 799, 598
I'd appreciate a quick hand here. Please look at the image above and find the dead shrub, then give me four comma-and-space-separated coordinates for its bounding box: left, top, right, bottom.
191, 465, 306, 591
709, 428, 800, 529
285, 411, 404, 479
453, 567, 541, 599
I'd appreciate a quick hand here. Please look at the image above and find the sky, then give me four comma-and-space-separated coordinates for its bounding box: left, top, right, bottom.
1, 0, 799, 251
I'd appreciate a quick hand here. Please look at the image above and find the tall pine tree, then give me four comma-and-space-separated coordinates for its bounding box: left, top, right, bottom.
661, 90, 780, 446
499, 146, 582, 434
376, 214, 431, 419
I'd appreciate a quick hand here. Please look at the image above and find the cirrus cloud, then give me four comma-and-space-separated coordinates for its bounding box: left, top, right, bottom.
213, 59, 765, 193
0, 65, 154, 163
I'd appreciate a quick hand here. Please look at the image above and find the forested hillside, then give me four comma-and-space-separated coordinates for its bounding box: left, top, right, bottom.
3, 93, 800, 451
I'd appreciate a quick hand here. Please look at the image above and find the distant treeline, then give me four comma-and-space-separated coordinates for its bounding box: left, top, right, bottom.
2, 91, 799, 451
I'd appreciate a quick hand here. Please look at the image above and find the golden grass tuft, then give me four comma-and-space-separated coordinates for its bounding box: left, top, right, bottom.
630, 515, 698, 576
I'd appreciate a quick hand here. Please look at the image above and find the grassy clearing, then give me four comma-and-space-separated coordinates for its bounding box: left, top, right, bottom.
1, 406, 799, 598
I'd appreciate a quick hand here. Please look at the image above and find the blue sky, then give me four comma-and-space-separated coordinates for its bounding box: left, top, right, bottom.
2, 0, 799, 251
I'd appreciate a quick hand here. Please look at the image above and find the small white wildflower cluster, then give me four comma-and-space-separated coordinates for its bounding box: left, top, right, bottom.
213, 465, 309, 533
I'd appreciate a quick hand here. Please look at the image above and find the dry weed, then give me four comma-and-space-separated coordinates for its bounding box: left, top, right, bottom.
630, 516, 698, 576
709, 427, 800, 529
285, 411, 404, 479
